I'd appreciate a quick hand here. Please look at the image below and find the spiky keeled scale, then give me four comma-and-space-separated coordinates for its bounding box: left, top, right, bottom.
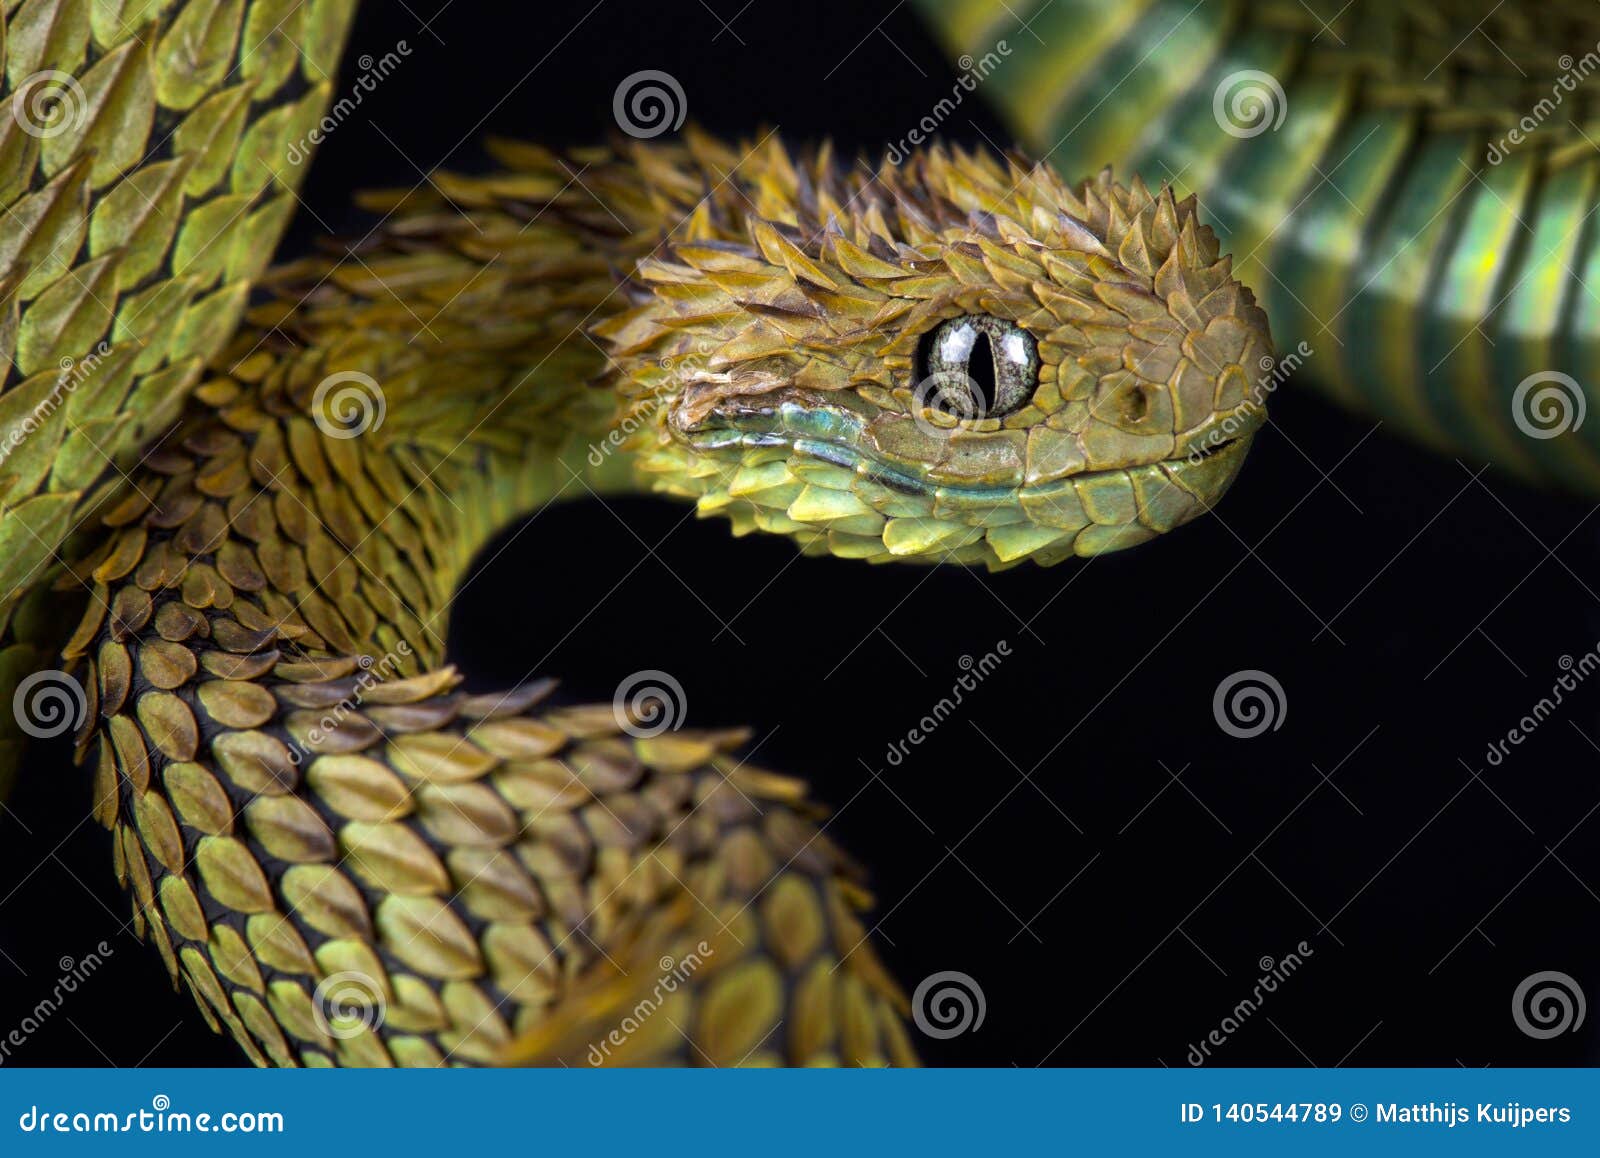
60, 154, 917, 1066
20, 0, 1269, 1067
512, 132, 1271, 568
74, 484, 916, 1065
0, 0, 358, 794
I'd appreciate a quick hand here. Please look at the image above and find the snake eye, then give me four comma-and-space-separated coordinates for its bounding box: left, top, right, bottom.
916, 315, 1039, 420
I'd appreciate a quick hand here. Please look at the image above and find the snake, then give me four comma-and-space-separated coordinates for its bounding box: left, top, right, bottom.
918, 0, 1600, 487
0, 0, 1586, 1067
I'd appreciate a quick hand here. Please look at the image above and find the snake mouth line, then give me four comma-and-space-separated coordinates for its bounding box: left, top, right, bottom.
680, 403, 1262, 502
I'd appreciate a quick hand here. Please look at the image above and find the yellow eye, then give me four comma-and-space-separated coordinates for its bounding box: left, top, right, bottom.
917, 315, 1039, 419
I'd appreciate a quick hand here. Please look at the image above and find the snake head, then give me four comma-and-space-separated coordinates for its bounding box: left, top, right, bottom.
598, 138, 1274, 568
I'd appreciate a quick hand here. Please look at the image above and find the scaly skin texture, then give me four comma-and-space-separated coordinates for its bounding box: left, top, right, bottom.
0, 0, 357, 791
916, 0, 1600, 491
0, 4, 1273, 1065
593, 138, 1272, 566
58, 133, 1269, 1067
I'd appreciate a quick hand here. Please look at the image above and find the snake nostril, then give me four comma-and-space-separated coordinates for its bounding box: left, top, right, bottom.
1118, 386, 1152, 425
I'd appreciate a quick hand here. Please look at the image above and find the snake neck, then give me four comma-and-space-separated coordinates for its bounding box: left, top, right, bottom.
145, 169, 668, 670
61, 149, 916, 1072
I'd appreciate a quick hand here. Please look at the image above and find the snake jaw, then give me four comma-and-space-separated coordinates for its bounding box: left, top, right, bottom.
634, 387, 1262, 568
638, 345, 1270, 570
637, 353, 1268, 569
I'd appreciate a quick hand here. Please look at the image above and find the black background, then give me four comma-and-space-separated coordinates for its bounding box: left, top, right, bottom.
2, 0, 1598, 1068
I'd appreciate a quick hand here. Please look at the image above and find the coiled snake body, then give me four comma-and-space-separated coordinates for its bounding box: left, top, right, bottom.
0, 0, 1582, 1066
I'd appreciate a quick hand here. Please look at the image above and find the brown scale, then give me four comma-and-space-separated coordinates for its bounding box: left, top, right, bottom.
17, 0, 1277, 1063
41, 121, 1277, 1064
46, 135, 934, 1055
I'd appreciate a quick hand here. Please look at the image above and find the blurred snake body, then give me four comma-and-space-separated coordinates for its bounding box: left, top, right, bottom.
918, 0, 1600, 489
0, 0, 1581, 1066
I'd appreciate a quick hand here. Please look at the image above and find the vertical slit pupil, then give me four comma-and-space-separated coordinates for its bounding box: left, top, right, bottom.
966, 333, 997, 414
918, 316, 1037, 419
